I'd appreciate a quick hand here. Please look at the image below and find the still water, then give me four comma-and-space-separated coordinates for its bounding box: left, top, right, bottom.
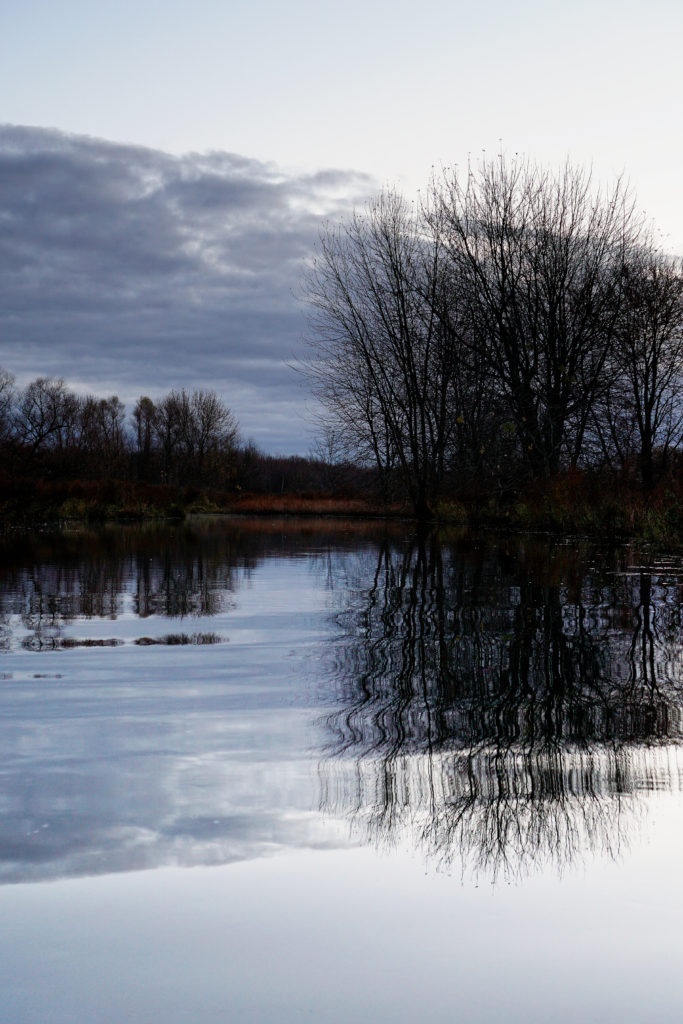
1, 517, 683, 1022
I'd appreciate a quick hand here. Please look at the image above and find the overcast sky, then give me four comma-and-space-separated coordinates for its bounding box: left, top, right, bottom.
2, 0, 683, 453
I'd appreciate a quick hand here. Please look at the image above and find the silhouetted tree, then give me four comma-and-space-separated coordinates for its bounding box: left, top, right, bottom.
152, 390, 183, 483
303, 190, 459, 518
132, 396, 156, 480
0, 367, 15, 444
78, 395, 127, 475
146, 388, 239, 486
594, 248, 683, 492
14, 377, 80, 462
431, 156, 643, 481
176, 388, 239, 485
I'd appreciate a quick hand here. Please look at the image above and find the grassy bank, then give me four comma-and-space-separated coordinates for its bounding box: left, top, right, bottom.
0, 475, 405, 526
3, 469, 683, 547
440, 470, 683, 547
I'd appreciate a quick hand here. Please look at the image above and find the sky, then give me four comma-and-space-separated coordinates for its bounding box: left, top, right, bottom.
1, 0, 683, 453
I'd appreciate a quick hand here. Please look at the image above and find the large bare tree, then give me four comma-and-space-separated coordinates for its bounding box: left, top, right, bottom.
303, 190, 459, 518
431, 156, 643, 481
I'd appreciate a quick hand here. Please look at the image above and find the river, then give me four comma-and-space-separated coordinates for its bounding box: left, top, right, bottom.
0, 517, 681, 1022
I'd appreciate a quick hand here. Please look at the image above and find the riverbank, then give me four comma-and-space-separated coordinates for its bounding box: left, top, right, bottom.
0, 476, 403, 526
3, 472, 683, 547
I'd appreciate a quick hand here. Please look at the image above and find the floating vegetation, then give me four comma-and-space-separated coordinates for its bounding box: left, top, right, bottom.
134, 632, 224, 646
21, 636, 123, 651
19, 632, 224, 651
60, 637, 123, 648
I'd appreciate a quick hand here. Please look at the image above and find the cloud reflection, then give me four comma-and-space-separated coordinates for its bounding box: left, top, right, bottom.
0, 519, 380, 883
2, 522, 683, 884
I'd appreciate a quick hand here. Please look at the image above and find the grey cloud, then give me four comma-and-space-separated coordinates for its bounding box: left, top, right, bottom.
0, 126, 375, 453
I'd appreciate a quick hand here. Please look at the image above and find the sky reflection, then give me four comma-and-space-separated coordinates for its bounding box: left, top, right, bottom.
2, 520, 683, 885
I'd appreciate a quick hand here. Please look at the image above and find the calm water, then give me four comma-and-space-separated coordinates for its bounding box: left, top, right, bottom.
1, 517, 683, 1022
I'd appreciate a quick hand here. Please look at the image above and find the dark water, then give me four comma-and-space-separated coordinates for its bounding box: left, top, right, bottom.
1, 518, 683, 1022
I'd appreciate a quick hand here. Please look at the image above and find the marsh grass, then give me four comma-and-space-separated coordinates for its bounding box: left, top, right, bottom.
134, 632, 224, 646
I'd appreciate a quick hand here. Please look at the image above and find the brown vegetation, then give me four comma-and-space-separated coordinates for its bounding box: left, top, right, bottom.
224, 492, 402, 517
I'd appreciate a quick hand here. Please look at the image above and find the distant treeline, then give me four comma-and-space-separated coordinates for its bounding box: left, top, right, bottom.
0, 371, 367, 501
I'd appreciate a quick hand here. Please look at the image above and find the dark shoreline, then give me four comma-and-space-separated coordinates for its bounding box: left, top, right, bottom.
3, 485, 683, 552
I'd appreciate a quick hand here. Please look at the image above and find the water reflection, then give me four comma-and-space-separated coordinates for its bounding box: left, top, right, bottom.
2, 520, 683, 885
0, 517, 389, 649
0, 518, 390, 883
321, 536, 683, 877
0, 521, 247, 647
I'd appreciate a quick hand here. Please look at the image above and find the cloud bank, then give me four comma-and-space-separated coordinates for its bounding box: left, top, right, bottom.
0, 126, 374, 453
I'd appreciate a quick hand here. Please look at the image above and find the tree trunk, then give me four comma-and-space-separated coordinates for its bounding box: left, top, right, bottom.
413, 492, 433, 521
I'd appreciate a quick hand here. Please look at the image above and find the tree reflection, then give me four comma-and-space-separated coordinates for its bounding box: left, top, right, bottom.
321, 536, 683, 878
0, 521, 249, 645
0, 517, 397, 649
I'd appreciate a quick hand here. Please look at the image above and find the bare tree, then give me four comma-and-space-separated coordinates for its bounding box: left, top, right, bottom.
78, 395, 127, 473
431, 156, 642, 480
132, 396, 156, 480
0, 367, 15, 444
180, 389, 240, 485
303, 190, 458, 518
596, 248, 683, 492
14, 377, 79, 456
150, 388, 239, 486
153, 390, 183, 483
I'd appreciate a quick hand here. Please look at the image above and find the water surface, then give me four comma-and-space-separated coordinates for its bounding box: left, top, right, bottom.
1, 518, 682, 1022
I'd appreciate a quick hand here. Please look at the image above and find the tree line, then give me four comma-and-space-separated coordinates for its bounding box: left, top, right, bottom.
0, 375, 240, 487
0, 374, 352, 496
303, 155, 683, 518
